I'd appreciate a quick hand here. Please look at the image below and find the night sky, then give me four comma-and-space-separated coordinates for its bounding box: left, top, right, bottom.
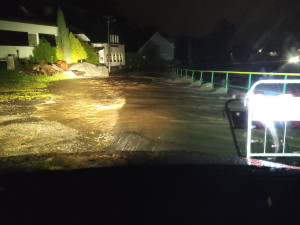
111, 0, 300, 45
2, 0, 300, 48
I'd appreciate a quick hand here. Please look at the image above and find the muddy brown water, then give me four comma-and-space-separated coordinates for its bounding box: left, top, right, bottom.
33, 73, 235, 154
0, 73, 239, 169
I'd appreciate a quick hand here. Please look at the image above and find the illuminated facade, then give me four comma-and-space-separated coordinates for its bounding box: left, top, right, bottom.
92, 34, 125, 67
0, 20, 58, 59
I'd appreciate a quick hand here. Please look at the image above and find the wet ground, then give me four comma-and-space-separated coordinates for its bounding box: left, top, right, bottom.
0, 72, 247, 170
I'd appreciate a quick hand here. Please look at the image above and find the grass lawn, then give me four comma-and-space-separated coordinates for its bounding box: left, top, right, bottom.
0, 64, 69, 102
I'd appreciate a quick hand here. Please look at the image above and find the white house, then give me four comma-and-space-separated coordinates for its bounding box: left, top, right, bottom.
0, 20, 58, 59
138, 32, 174, 61
92, 34, 125, 67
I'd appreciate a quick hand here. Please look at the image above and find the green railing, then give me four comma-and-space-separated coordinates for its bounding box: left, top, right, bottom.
172, 68, 300, 94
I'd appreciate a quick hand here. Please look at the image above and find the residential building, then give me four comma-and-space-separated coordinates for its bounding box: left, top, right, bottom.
138, 32, 174, 61
92, 34, 125, 67
0, 19, 58, 59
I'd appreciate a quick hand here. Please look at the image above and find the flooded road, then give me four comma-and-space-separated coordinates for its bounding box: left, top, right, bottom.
33, 72, 236, 156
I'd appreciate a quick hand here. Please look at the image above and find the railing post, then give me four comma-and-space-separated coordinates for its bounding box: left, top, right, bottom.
200, 71, 203, 83
248, 74, 252, 91
211, 72, 214, 85
185, 69, 188, 78
225, 72, 229, 90
283, 75, 287, 94
180, 69, 183, 77
192, 70, 195, 81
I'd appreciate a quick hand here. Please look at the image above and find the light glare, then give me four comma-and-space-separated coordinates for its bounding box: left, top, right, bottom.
288, 56, 299, 63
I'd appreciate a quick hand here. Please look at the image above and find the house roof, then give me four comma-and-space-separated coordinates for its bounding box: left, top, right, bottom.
138, 32, 175, 53
0, 17, 57, 27
74, 34, 91, 42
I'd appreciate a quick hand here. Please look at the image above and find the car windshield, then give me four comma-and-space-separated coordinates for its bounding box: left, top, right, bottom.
1, 0, 300, 171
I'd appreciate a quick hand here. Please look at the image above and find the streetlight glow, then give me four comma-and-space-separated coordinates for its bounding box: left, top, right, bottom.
288, 56, 299, 63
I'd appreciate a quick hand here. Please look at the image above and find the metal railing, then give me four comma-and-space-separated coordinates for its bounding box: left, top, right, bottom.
172, 68, 300, 94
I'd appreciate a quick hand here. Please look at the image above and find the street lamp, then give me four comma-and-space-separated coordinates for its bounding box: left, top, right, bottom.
103, 16, 116, 74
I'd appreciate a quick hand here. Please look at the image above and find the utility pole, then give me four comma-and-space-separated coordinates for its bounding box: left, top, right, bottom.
103, 16, 116, 74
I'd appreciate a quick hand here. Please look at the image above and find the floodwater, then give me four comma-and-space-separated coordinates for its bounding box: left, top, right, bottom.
34, 73, 237, 156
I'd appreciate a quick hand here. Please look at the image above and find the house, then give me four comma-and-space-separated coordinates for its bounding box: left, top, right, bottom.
0, 19, 58, 59
138, 32, 174, 61
92, 34, 125, 67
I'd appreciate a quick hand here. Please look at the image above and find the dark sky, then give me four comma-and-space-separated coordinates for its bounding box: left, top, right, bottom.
111, 0, 300, 46
2, 0, 300, 47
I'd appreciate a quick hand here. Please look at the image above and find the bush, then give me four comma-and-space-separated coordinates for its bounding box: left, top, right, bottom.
125, 52, 139, 69
69, 32, 87, 63
81, 42, 99, 65
32, 38, 57, 64
138, 43, 165, 71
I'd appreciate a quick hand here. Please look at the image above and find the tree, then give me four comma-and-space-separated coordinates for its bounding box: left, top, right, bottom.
32, 38, 57, 64
81, 42, 99, 65
69, 32, 87, 63
56, 44, 63, 61
57, 8, 72, 63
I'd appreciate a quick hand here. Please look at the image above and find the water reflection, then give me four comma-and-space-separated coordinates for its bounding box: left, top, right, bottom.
34, 77, 126, 148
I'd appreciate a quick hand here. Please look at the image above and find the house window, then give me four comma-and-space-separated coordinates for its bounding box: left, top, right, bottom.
39, 33, 56, 46
120, 53, 123, 62
28, 34, 37, 46
117, 53, 120, 62
110, 54, 112, 62
113, 54, 116, 62
0, 30, 28, 46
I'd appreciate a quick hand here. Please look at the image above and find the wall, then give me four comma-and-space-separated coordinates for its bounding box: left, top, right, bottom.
0, 20, 58, 36
139, 33, 174, 61
0, 46, 34, 59
92, 43, 125, 67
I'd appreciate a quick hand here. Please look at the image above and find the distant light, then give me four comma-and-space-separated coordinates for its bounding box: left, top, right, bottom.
258, 48, 263, 53
269, 51, 277, 57
288, 56, 299, 63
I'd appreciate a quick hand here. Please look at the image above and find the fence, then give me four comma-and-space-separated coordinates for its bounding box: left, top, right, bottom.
172, 68, 300, 94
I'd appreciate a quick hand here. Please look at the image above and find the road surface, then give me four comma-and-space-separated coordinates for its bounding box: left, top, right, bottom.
0, 72, 239, 160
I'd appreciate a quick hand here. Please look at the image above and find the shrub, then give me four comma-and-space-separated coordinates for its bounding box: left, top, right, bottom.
125, 52, 139, 69
32, 38, 57, 64
69, 32, 87, 63
81, 42, 99, 65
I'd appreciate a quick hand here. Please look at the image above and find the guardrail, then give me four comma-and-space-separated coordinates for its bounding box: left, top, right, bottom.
172, 68, 300, 94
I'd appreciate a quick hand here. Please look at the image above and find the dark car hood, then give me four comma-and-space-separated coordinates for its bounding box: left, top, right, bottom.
0, 150, 299, 172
